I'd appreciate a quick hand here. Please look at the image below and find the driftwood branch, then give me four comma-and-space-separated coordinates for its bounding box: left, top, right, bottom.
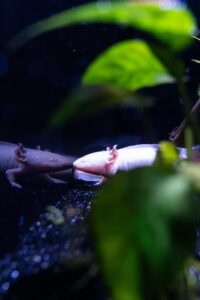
169, 98, 200, 145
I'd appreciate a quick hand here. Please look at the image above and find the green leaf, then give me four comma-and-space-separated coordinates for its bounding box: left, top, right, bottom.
6, 1, 196, 52
148, 43, 185, 80
178, 161, 200, 192
82, 40, 175, 91
91, 167, 198, 300
155, 141, 179, 166
50, 40, 172, 127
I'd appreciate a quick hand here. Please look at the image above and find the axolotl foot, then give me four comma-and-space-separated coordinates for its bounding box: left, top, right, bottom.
5, 168, 23, 189
3, 142, 73, 188
5, 170, 67, 189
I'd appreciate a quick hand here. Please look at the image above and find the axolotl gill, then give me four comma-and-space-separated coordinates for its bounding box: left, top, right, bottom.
73, 144, 187, 183
0, 142, 75, 188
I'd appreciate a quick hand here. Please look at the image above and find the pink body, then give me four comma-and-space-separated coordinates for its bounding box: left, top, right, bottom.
73, 144, 187, 183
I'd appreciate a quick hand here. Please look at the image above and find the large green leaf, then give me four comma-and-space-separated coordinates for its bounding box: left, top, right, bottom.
50, 40, 174, 127
6, 1, 196, 52
91, 167, 198, 300
178, 161, 200, 192
82, 40, 175, 91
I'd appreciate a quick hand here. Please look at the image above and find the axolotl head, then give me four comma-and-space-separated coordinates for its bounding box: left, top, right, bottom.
73, 145, 119, 177
32, 150, 76, 172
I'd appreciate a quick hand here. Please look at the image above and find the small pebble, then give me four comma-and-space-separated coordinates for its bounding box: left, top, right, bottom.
41, 261, 49, 270
1, 282, 10, 292
33, 255, 42, 264
11, 270, 19, 280
70, 218, 77, 226
43, 254, 50, 261
65, 207, 77, 219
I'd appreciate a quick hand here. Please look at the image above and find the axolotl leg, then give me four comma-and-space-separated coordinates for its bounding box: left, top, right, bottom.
6, 170, 67, 189
5, 144, 28, 188
94, 145, 119, 185
5, 168, 25, 188
75, 145, 118, 186
6, 144, 68, 188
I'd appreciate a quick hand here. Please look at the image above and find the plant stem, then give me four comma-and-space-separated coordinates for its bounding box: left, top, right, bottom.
169, 98, 200, 145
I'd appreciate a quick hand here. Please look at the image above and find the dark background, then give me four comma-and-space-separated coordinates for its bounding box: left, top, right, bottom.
0, 0, 200, 155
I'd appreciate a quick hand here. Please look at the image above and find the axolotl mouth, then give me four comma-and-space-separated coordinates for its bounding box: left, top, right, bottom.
36, 152, 76, 173
49, 155, 76, 171
73, 157, 94, 174
73, 152, 108, 176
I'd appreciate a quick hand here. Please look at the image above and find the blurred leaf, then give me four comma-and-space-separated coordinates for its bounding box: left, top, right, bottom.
177, 161, 200, 192
6, 1, 196, 52
82, 40, 175, 91
149, 43, 185, 80
155, 141, 179, 166
148, 43, 191, 105
50, 85, 150, 127
91, 166, 198, 300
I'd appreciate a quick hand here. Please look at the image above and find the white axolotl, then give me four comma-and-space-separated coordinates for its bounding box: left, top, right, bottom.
73, 144, 187, 184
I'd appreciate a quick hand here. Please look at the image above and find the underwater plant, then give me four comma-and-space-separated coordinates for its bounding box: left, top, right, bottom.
6, 0, 196, 126
89, 140, 200, 300
91, 164, 199, 300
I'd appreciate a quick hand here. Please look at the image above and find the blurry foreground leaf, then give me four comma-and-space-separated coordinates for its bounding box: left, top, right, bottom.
6, 1, 196, 52
82, 40, 175, 91
91, 167, 198, 300
50, 85, 150, 128
155, 141, 179, 166
178, 161, 200, 192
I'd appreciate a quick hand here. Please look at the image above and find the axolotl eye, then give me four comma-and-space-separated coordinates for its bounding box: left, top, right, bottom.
49, 157, 57, 162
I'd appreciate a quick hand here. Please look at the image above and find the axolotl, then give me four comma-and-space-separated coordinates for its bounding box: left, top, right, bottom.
0, 141, 75, 188
73, 144, 187, 183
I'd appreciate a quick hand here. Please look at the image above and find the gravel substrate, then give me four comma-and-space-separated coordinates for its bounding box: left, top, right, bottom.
0, 178, 106, 300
